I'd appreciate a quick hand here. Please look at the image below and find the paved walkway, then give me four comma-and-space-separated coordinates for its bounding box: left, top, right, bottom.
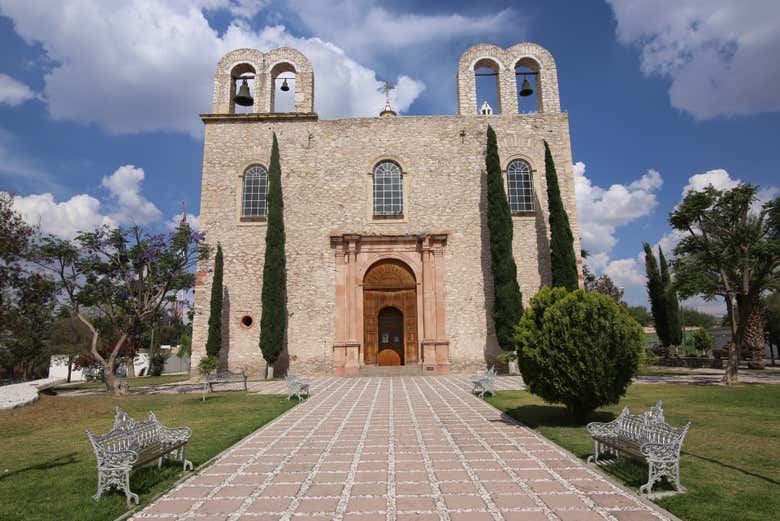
131, 377, 671, 521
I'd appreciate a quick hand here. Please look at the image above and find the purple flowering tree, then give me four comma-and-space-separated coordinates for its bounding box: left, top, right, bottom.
35, 223, 207, 395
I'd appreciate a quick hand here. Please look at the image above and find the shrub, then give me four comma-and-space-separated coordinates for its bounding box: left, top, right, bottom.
515, 287, 643, 422
198, 355, 219, 378
149, 350, 168, 376
683, 328, 714, 356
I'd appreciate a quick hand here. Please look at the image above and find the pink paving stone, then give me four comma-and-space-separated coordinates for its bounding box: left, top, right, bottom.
556, 468, 594, 479
438, 481, 479, 494
572, 479, 617, 493
396, 496, 436, 512
168, 485, 215, 498
214, 485, 257, 497
351, 482, 388, 495
541, 493, 589, 510
143, 500, 196, 515
396, 514, 440, 521
442, 494, 488, 509
295, 497, 340, 513
343, 514, 387, 521
529, 480, 570, 493
491, 494, 536, 509
590, 493, 643, 509
196, 498, 244, 513
481, 481, 526, 494
346, 496, 388, 512
247, 497, 293, 512
262, 483, 303, 496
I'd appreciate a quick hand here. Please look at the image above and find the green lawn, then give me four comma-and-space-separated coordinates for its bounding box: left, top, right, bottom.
0, 392, 296, 521
486, 384, 780, 521
52, 374, 193, 391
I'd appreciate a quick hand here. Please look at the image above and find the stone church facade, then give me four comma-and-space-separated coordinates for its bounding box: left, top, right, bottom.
190, 43, 582, 377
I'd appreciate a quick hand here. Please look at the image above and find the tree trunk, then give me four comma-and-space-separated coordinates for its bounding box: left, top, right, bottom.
722, 296, 739, 385
67, 355, 72, 383
126, 357, 136, 378
744, 295, 765, 369
102, 369, 127, 396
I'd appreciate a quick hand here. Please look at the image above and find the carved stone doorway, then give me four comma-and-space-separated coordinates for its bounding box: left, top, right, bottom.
363, 259, 418, 366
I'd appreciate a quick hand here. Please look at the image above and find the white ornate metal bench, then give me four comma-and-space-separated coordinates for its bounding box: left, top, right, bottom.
285, 374, 311, 400
86, 407, 193, 506
471, 365, 497, 397
206, 369, 248, 391
586, 400, 691, 495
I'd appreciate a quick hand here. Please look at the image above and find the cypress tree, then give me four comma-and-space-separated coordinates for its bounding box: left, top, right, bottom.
205, 243, 223, 358
485, 125, 523, 350
544, 141, 579, 290
643, 242, 669, 346
259, 133, 287, 372
659, 247, 683, 345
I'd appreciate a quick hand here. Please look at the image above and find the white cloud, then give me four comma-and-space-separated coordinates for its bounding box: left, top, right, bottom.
101, 165, 162, 224
0, 0, 427, 136
202, 0, 267, 19
607, 0, 780, 119
603, 257, 645, 288
682, 169, 739, 195
0, 73, 35, 106
574, 161, 662, 258
10, 192, 113, 239
288, 1, 517, 62
168, 213, 200, 231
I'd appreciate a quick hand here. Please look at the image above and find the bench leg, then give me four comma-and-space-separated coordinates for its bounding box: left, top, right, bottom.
587, 441, 600, 464
181, 446, 193, 471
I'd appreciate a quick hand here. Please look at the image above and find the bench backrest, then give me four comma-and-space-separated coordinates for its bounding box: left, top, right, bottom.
208, 370, 246, 381
614, 401, 690, 452
87, 407, 162, 456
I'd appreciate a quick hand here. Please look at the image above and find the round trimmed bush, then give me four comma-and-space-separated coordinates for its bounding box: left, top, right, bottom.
514, 287, 643, 422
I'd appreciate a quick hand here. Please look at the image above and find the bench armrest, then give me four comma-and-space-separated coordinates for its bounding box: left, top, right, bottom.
640, 442, 678, 461
160, 426, 192, 443
586, 421, 618, 437
96, 448, 139, 469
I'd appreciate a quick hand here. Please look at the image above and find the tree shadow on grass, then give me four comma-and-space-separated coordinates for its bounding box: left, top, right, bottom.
496, 404, 615, 428
0, 452, 80, 481
682, 451, 780, 486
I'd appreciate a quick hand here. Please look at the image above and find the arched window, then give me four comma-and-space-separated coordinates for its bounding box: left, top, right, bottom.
242, 164, 268, 218
507, 159, 534, 213
373, 161, 403, 217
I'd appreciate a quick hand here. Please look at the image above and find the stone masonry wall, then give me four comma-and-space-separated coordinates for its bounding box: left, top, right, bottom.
191, 112, 581, 376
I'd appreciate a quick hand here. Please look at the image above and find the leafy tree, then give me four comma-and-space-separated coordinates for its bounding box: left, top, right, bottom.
198, 355, 219, 401
671, 183, 779, 384
659, 247, 683, 345
484, 126, 523, 350
585, 271, 624, 304
34, 223, 207, 394
259, 134, 287, 375
643, 243, 671, 345
205, 243, 224, 358
626, 305, 653, 327
682, 328, 714, 356
0, 192, 34, 320
681, 307, 718, 329
515, 287, 642, 422
544, 141, 579, 291
0, 273, 56, 379
48, 314, 93, 382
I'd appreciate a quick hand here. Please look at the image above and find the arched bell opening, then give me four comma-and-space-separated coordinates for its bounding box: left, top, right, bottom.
474, 58, 501, 115
515, 57, 541, 114
362, 259, 418, 367
270, 62, 297, 113
230, 63, 256, 114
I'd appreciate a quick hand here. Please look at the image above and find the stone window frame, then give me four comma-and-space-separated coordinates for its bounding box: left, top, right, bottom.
503, 153, 537, 219
367, 156, 409, 224
237, 161, 269, 226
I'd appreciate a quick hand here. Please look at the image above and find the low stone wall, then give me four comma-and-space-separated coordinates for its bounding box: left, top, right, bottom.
0, 377, 65, 410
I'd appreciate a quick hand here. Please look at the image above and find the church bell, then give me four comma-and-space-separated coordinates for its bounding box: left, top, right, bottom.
280, 78, 290, 92
519, 77, 533, 97
234, 78, 253, 106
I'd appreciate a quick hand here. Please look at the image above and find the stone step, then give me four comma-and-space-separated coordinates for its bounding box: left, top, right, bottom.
348, 365, 436, 377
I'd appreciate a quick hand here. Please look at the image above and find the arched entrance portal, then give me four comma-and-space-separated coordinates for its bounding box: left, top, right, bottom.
363, 259, 418, 366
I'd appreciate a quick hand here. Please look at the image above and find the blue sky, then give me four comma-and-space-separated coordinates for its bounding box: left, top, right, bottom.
1, 0, 778, 314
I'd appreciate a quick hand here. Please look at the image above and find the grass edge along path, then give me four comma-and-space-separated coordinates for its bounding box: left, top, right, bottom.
0, 392, 297, 521
486, 384, 780, 521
